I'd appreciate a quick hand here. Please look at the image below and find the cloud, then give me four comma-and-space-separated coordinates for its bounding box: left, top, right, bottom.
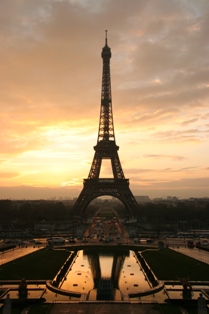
0, 172, 19, 179
144, 154, 185, 161
125, 166, 200, 176
150, 129, 205, 143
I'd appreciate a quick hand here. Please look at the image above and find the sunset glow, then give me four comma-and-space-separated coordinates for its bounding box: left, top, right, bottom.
0, 0, 209, 199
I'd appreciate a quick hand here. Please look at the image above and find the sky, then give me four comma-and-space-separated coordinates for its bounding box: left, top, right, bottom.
0, 0, 209, 200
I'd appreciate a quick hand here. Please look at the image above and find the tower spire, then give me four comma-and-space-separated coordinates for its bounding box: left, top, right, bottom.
105, 30, 108, 45
99, 30, 114, 143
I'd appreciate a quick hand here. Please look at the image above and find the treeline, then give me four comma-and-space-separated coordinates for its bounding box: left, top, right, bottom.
0, 199, 209, 228
0, 199, 74, 222
0, 199, 98, 223
114, 199, 209, 228
139, 201, 209, 224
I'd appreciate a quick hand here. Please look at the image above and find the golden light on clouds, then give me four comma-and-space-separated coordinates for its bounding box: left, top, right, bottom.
0, 0, 209, 199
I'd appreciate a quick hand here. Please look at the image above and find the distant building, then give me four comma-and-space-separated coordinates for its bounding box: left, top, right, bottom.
167, 196, 178, 201
135, 196, 151, 203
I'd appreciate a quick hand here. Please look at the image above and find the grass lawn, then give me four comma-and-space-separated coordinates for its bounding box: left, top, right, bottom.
142, 248, 209, 281
0, 248, 71, 280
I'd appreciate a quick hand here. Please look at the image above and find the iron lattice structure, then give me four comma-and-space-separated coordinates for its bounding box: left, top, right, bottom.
73, 32, 139, 217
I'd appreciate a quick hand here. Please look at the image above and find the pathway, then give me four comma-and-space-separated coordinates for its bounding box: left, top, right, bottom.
0, 246, 43, 265
171, 246, 209, 265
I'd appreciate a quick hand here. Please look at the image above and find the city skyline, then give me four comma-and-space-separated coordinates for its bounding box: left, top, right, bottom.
0, 0, 209, 200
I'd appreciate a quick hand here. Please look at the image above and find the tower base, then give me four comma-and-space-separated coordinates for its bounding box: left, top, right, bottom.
73, 178, 139, 217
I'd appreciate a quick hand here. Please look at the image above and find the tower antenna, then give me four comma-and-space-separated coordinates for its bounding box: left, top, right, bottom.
105, 30, 108, 45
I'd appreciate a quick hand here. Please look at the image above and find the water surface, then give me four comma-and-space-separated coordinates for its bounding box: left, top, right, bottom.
60, 248, 151, 300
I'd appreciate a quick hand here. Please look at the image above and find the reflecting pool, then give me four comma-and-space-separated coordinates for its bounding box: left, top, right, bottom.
59, 248, 151, 300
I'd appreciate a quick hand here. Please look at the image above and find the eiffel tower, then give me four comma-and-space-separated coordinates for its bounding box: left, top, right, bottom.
73, 31, 139, 217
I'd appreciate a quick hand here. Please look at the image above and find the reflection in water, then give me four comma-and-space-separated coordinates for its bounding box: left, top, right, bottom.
99, 255, 113, 277
60, 248, 151, 300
